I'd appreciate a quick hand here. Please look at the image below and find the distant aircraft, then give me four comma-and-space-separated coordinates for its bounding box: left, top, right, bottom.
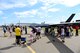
49, 13, 77, 27
49, 13, 80, 30
32, 13, 80, 29
49, 13, 80, 36
32, 13, 79, 36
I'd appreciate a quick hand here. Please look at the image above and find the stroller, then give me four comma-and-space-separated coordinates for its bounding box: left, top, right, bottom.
28, 32, 36, 43
21, 37, 27, 46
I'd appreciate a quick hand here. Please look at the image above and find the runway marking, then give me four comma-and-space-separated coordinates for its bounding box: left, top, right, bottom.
27, 46, 36, 53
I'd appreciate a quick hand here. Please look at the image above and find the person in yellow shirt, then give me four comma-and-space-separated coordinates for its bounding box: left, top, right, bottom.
15, 26, 21, 45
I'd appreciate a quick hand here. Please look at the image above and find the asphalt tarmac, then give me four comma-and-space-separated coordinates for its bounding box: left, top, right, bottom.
0, 29, 80, 53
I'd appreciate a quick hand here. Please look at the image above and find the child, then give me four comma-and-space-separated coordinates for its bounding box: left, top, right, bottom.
29, 30, 36, 43
29, 31, 34, 43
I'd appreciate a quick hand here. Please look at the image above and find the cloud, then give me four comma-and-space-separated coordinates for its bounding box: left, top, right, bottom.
40, 0, 59, 4
40, 0, 80, 7
0, 0, 80, 10
0, 3, 26, 10
14, 9, 38, 18
40, 3, 60, 12
0, 11, 3, 15
48, 8, 60, 12
27, 0, 38, 6
13, 4, 59, 18
0, 0, 38, 10
39, 4, 60, 15
2, 17, 8, 19
78, 13, 80, 15
60, 0, 80, 7
37, 12, 47, 18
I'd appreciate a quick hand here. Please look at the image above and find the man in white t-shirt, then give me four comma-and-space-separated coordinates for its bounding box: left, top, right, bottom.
61, 27, 65, 42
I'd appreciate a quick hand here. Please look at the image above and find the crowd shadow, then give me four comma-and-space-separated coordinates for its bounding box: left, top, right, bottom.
46, 35, 74, 53
0, 45, 15, 50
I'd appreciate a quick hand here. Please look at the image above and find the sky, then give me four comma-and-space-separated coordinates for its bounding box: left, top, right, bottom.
0, 0, 80, 25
